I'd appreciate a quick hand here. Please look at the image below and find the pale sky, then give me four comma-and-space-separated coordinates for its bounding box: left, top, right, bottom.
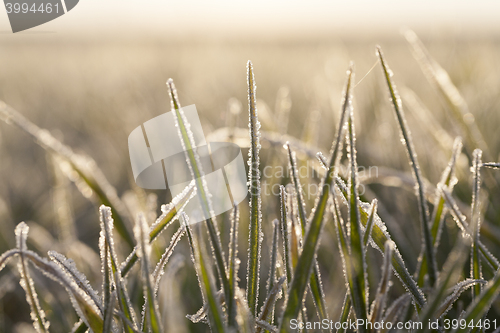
0, 0, 499, 38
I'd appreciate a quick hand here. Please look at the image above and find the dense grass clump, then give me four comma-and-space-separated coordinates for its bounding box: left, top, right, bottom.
1, 31, 500, 332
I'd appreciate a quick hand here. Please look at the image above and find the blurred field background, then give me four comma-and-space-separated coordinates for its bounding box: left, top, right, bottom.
1, 1, 500, 332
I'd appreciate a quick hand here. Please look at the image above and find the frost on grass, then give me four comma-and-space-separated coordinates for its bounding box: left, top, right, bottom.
246, 60, 263, 315
15, 222, 50, 333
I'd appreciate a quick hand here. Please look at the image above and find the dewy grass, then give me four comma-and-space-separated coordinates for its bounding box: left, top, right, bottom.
3, 34, 500, 333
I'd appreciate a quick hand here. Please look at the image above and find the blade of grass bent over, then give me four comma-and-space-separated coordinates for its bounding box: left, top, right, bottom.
346, 107, 368, 327
15, 223, 50, 333
279, 64, 353, 332
246, 60, 263, 316
120, 182, 194, 278
0, 101, 134, 248
167, 79, 234, 326
377, 46, 437, 287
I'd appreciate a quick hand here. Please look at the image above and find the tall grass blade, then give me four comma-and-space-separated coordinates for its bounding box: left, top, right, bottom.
279, 64, 353, 332
227, 205, 239, 328
470, 149, 483, 299
246, 60, 263, 316
166, 79, 233, 323
100, 206, 138, 333
279, 185, 293, 287
263, 218, 280, 333
370, 241, 394, 326
0, 101, 134, 248
135, 214, 163, 333
15, 222, 50, 333
416, 137, 462, 285
346, 105, 368, 327
377, 46, 437, 287
286, 143, 330, 326
183, 215, 227, 333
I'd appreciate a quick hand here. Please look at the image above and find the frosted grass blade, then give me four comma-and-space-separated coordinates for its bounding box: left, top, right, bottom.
227, 205, 239, 328
337, 292, 351, 333
256, 276, 286, 333
100, 206, 138, 333
279, 64, 353, 332
331, 174, 426, 308
370, 241, 394, 326
135, 214, 163, 333
346, 106, 368, 327
483, 163, 500, 169
442, 188, 500, 271
435, 279, 486, 318
102, 291, 116, 333
470, 149, 483, 299
153, 225, 186, 293
15, 223, 50, 333
377, 46, 437, 287
183, 216, 227, 333
455, 269, 500, 333
285, 143, 330, 326
418, 238, 470, 333
0, 101, 134, 248
120, 182, 195, 278
246, 60, 263, 316
416, 137, 462, 285
166, 79, 233, 323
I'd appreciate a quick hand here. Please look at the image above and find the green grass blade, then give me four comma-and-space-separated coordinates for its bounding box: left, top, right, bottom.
166, 79, 233, 324
246, 60, 263, 316
135, 214, 163, 333
370, 241, 394, 325
120, 182, 195, 278
346, 106, 368, 327
278, 64, 353, 332
333, 175, 427, 308
418, 238, 470, 333
153, 224, 186, 293
416, 137, 462, 286
441, 188, 500, 271
15, 223, 50, 333
227, 204, 239, 328
101, 206, 138, 333
257, 276, 286, 333
377, 46, 437, 287
286, 143, 330, 326
103, 291, 116, 333
470, 149, 483, 299
183, 215, 227, 333
337, 292, 351, 333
